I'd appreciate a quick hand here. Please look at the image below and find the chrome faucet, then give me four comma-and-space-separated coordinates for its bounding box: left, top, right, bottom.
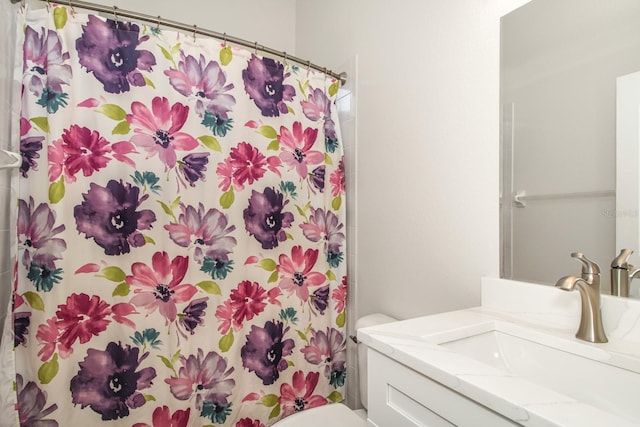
555, 252, 607, 343
610, 249, 640, 297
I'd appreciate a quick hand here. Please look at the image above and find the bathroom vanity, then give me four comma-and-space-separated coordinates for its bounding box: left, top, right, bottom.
358, 278, 640, 427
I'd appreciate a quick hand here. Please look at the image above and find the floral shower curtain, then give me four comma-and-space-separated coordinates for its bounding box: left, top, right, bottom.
1, 4, 347, 426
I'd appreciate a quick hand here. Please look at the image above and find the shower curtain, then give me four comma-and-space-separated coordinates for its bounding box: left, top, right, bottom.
0, 4, 347, 427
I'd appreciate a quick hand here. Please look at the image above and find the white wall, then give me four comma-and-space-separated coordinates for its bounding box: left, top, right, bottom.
296, 0, 529, 322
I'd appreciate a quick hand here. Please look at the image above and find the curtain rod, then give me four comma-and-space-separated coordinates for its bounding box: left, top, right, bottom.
9, 0, 347, 86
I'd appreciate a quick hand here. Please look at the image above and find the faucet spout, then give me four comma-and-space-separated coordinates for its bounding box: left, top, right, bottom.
611, 249, 634, 297
555, 253, 608, 343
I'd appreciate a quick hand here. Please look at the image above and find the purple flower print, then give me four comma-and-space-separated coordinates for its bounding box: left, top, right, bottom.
76, 15, 156, 94
301, 327, 347, 387
241, 320, 294, 385
299, 207, 345, 256
178, 152, 209, 187
16, 374, 59, 427
23, 26, 71, 113
165, 349, 235, 411
243, 187, 294, 250
310, 285, 329, 315
300, 87, 330, 122
74, 180, 156, 256
71, 342, 156, 420
310, 165, 325, 193
127, 97, 198, 170
20, 136, 44, 178
14, 311, 31, 348
20, 118, 44, 178
165, 53, 236, 119
300, 87, 339, 152
178, 297, 208, 335
17, 200, 66, 293
164, 203, 236, 264
242, 54, 295, 117
17, 197, 66, 270
324, 116, 339, 153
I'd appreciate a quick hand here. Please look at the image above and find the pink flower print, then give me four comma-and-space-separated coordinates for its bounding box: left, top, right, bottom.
230, 142, 267, 187
215, 299, 235, 335
111, 140, 138, 167
133, 405, 191, 427
216, 142, 269, 192
278, 122, 323, 179
236, 419, 266, 427
48, 138, 65, 182
127, 97, 198, 169
127, 251, 197, 323
164, 203, 236, 264
230, 281, 267, 326
165, 349, 235, 410
332, 276, 347, 313
216, 157, 238, 192
165, 53, 235, 119
55, 293, 112, 354
330, 158, 346, 197
48, 126, 137, 182
59, 125, 111, 182
278, 370, 328, 417
277, 246, 326, 302
36, 317, 63, 361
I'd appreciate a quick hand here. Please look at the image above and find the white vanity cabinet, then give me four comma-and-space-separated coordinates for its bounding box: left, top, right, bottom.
366, 349, 519, 427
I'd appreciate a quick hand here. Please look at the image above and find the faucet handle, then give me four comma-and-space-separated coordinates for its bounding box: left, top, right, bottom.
571, 252, 600, 275
611, 249, 633, 269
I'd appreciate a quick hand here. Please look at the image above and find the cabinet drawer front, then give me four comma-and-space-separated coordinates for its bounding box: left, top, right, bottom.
367, 349, 519, 427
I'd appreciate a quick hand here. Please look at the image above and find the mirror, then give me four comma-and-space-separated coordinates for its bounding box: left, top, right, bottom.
500, 0, 640, 295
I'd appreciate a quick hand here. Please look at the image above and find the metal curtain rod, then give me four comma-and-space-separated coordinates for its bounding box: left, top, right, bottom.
9, 0, 347, 85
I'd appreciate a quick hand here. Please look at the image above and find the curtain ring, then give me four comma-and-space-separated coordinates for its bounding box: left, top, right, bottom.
68, 0, 75, 14
45, 0, 51, 12
193, 24, 197, 42
113, 6, 119, 27
156, 15, 161, 31
306, 60, 311, 71
254, 42, 259, 55
222, 32, 227, 47
282, 52, 288, 65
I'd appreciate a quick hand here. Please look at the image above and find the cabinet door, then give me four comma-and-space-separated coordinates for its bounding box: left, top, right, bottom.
367, 349, 520, 427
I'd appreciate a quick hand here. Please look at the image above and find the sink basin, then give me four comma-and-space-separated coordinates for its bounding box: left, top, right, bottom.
437, 323, 640, 424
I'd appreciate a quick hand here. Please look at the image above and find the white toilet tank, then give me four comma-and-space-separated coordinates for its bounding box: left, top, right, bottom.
355, 313, 397, 409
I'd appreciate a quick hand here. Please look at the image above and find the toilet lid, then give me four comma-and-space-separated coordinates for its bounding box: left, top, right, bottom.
272, 403, 367, 427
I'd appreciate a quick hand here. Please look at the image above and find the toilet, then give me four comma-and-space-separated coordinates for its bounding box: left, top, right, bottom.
273, 314, 397, 427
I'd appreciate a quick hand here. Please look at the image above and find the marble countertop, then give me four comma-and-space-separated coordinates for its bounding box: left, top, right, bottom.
358, 277, 640, 427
